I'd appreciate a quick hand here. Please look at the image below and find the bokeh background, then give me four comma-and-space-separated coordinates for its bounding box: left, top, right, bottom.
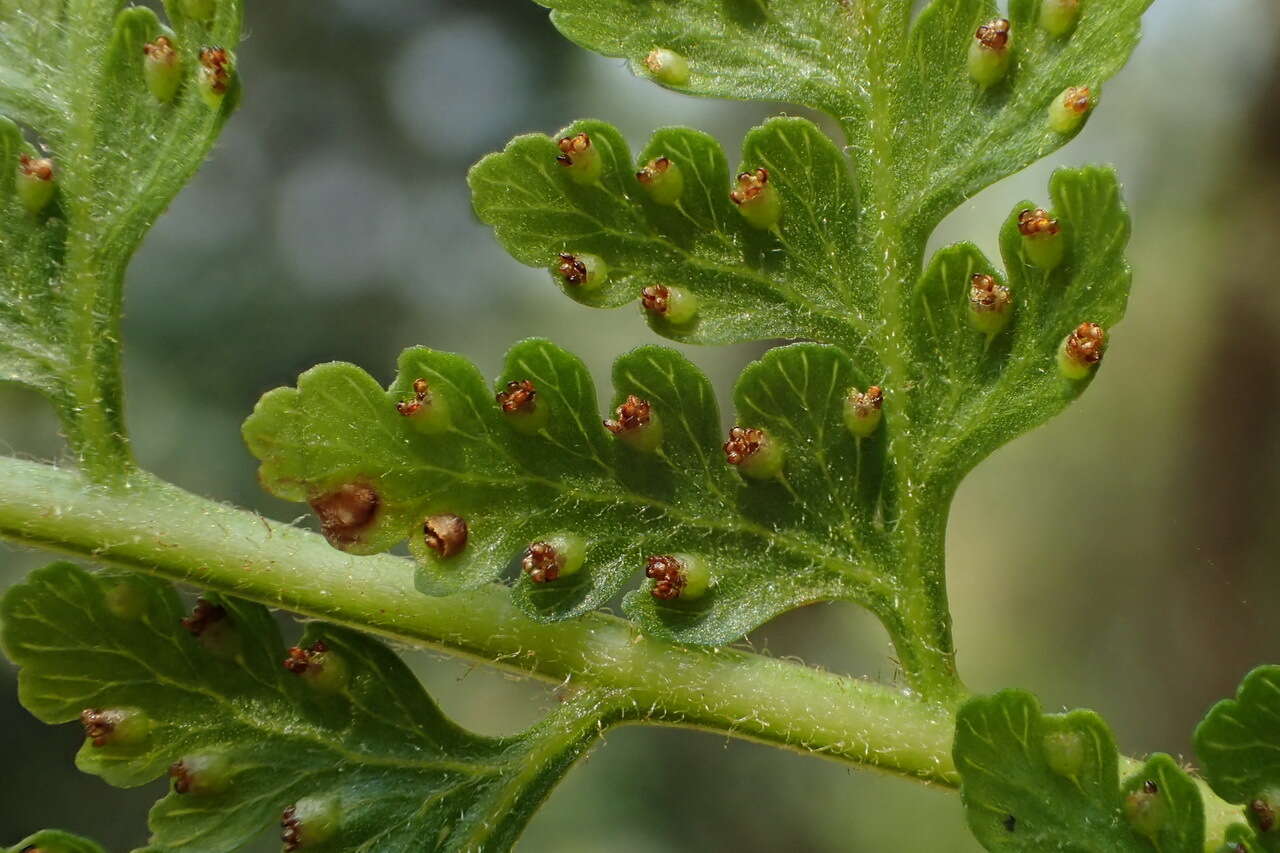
3, 0, 1279, 849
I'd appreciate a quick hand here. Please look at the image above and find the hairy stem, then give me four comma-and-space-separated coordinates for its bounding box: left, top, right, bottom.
0, 455, 1242, 837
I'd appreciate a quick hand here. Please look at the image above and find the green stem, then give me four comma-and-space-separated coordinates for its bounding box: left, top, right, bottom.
0, 455, 1243, 841
840, 0, 963, 704
0, 456, 957, 783
59, 0, 135, 481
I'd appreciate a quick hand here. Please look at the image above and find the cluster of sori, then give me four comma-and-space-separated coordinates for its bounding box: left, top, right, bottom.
7, 0, 235, 218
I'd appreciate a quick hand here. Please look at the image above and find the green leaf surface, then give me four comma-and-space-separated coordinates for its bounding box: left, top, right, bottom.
531, 0, 1151, 235
469, 117, 869, 352
535, 0, 866, 118
5, 830, 105, 853
0, 0, 242, 477
269, 164, 1131, 661
1, 562, 625, 853
245, 340, 896, 646
955, 689, 1204, 852
900, 0, 1153, 233
907, 165, 1132, 491
1196, 666, 1280, 849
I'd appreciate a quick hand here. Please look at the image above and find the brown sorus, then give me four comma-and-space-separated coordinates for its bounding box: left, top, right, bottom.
309, 483, 379, 548
645, 554, 687, 600
522, 542, 564, 583
423, 513, 468, 558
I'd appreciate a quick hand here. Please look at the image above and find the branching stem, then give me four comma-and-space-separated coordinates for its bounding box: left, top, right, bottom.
0, 455, 1241, 839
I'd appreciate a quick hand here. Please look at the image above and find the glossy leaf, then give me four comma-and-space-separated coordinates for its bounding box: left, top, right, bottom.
1196, 666, 1280, 850
955, 690, 1204, 852
530, 0, 1152, 235
901, 0, 1154, 233
264, 164, 1132, 659
5, 830, 105, 853
245, 341, 895, 646
534, 0, 866, 117
0, 562, 625, 853
0, 0, 242, 475
469, 117, 869, 352
907, 165, 1132, 492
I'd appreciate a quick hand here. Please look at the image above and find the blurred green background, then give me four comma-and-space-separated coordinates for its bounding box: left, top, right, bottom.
3, 0, 1279, 849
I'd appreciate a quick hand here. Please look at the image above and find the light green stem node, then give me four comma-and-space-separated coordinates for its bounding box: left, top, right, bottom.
1040, 0, 1081, 37
730, 168, 781, 230
644, 48, 690, 86
197, 47, 235, 109
81, 707, 153, 750
555, 252, 608, 293
968, 19, 1012, 88
497, 380, 550, 434
296, 643, 350, 693
1018, 208, 1065, 270
556, 132, 603, 185
1049, 85, 1095, 134
605, 396, 663, 452
663, 286, 698, 325
641, 284, 699, 326
394, 378, 451, 435
542, 533, 587, 579
171, 751, 233, 796
143, 35, 182, 103
194, 609, 242, 658
104, 578, 149, 619
17, 154, 55, 214
1057, 322, 1106, 379
521, 537, 575, 583
673, 553, 710, 599
967, 274, 1013, 336
843, 387, 884, 438
726, 427, 784, 480
1124, 783, 1169, 839
1042, 730, 1085, 778
636, 156, 684, 206
284, 795, 342, 848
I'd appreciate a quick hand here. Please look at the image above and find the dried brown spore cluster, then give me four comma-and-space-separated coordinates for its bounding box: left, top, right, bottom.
496, 379, 537, 414
1251, 797, 1276, 833
18, 153, 53, 181
645, 555, 687, 600
640, 284, 672, 316
1017, 208, 1060, 238
723, 427, 766, 466
1061, 86, 1092, 115
283, 640, 329, 674
1065, 322, 1106, 366
975, 18, 1011, 50
555, 132, 591, 167
198, 47, 232, 95
522, 542, 565, 583
80, 708, 122, 747
604, 395, 652, 436
969, 274, 1011, 313
556, 253, 590, 286
181, 598, 226, 637
729, 168, 769, 206
168, 760, 196, 794
636, 156, 673, 185
395, 378, 431, 416
848, 385, 883, 415
309, 483, 379, 547
143, 35, 176, 64
281, 805, 303, 851
423, 513, 468, 558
